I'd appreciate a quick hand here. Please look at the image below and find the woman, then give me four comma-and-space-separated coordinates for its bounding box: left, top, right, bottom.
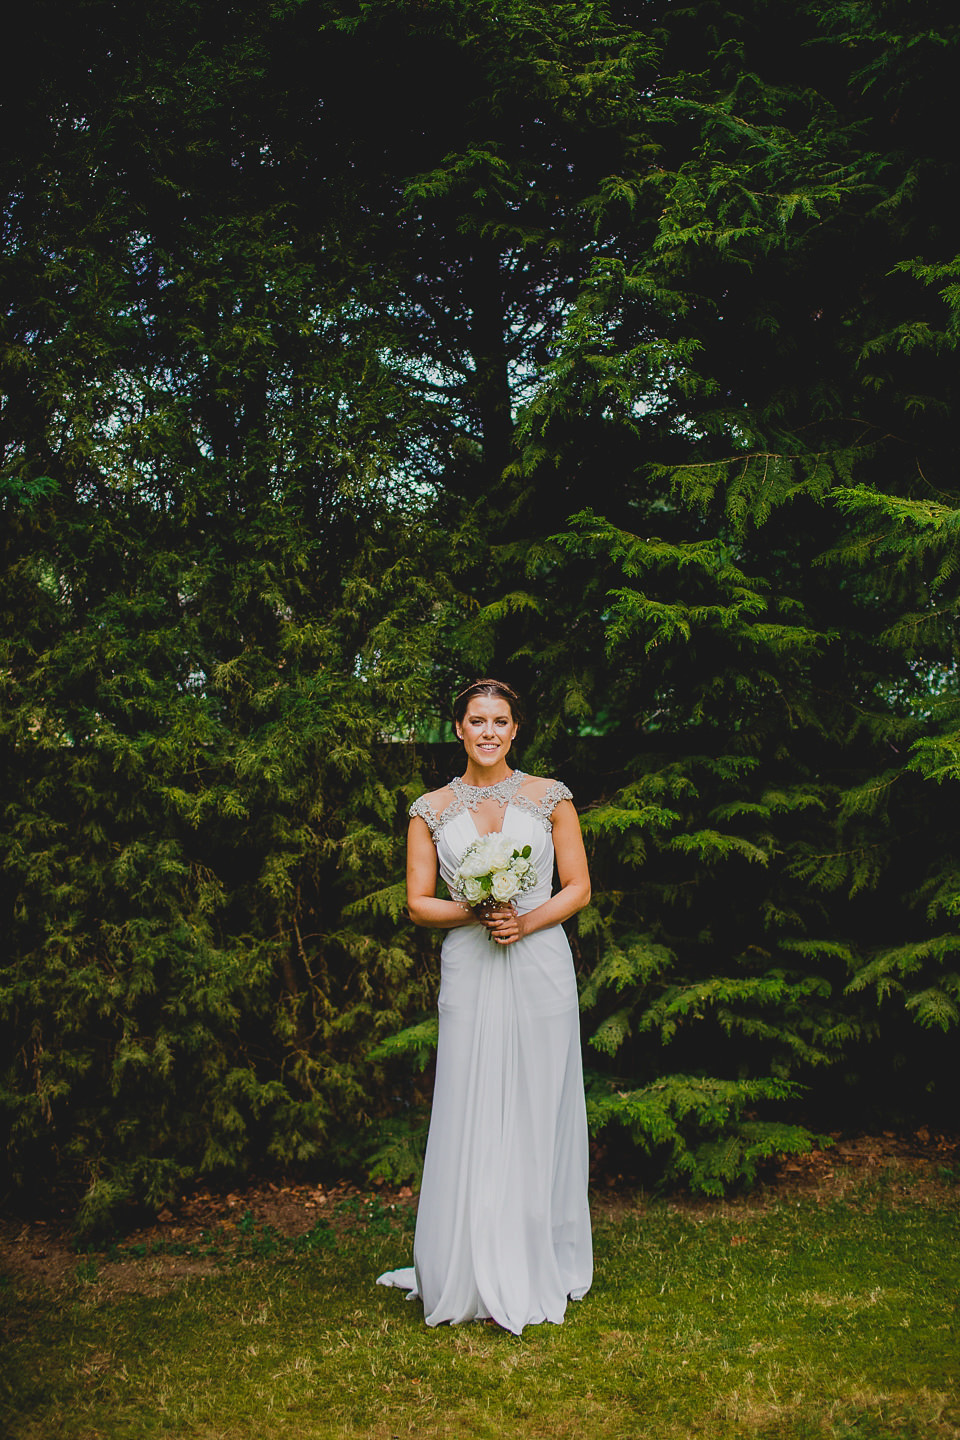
377, 678, 593, 1334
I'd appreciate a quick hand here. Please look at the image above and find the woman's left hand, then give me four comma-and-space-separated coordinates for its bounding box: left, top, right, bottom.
481, 904, 525, 945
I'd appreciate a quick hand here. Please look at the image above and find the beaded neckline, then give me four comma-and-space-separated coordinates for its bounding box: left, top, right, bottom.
409, 776, 572, 838
449, 770, 525, 810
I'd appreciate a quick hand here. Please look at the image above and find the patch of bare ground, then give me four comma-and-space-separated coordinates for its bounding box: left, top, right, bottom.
589, 1127, 960, 1222
0, 1177, 416, 1299
2, 1130, 956, 1299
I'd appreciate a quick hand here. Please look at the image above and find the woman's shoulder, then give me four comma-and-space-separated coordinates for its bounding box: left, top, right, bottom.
517, 772, 573, 797
408, 784, 455, 833
515, 773, 574, 819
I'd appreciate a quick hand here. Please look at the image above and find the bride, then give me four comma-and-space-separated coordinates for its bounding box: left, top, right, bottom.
376, 678, 593, 1334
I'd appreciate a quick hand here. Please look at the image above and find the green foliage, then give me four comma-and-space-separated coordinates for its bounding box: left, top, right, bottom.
367, 1018, 440, 1072
0, 0, 451, 1219
3, 0, 960, 1220
587, 1072, 816, 1194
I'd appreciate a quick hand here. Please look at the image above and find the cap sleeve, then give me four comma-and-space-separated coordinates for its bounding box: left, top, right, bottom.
408, 794, 439, 837
542, 780, 573, 817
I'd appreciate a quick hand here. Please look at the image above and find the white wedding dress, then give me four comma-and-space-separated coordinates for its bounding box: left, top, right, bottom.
377, 771, 593, 1335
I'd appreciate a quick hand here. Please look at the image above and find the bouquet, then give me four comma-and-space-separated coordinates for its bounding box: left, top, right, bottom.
452, 832, 538, 913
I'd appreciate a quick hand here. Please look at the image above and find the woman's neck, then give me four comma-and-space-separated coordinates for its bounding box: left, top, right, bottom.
460, 763, 515, 789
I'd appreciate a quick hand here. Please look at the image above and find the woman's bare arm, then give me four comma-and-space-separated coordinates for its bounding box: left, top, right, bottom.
405, 815, 478, 929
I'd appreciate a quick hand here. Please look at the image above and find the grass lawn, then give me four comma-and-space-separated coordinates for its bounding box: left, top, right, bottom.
1, 1171, 958, 1439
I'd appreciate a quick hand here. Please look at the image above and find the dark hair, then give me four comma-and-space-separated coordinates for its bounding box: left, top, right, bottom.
452, 678, 524, 727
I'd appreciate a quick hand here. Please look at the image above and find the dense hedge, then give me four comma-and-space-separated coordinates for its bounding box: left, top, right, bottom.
2, 0, 959, 1230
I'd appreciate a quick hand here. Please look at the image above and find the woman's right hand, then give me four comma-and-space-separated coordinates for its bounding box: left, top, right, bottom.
479, 903, 523, 945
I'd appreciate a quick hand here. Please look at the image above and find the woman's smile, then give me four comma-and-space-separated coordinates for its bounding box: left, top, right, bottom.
457, 696, 518, 782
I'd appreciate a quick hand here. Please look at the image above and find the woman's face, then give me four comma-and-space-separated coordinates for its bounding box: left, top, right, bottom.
456, 695, 518, 771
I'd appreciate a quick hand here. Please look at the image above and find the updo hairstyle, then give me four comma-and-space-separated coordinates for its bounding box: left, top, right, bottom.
452, 678, 524, 728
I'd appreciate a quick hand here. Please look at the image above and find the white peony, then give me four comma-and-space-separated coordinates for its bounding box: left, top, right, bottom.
485, 835, 516, 870
456, 849, 490, 879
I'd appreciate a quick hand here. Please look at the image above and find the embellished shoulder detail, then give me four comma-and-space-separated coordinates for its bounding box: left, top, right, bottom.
512, 779, 573, 832
409, 794, 440, 837
410, 773, 570, 841
542, 780, 573, 815
412, 771, 528, 842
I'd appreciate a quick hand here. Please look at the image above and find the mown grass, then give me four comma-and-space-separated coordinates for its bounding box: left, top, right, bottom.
2, 1185, 958, 1439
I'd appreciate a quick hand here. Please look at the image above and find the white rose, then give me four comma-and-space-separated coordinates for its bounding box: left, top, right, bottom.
491, 870, 520, 902
511, 856, 530, 877
461, 875, 486, 904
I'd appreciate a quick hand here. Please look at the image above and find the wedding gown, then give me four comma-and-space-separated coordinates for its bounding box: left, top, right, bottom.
376, 771, 593, 1335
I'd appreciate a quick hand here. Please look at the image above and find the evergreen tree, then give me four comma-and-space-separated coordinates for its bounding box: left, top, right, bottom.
3, 0, 958, 1223
503, 0, 960, 1181
0, 0, 450, 1226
